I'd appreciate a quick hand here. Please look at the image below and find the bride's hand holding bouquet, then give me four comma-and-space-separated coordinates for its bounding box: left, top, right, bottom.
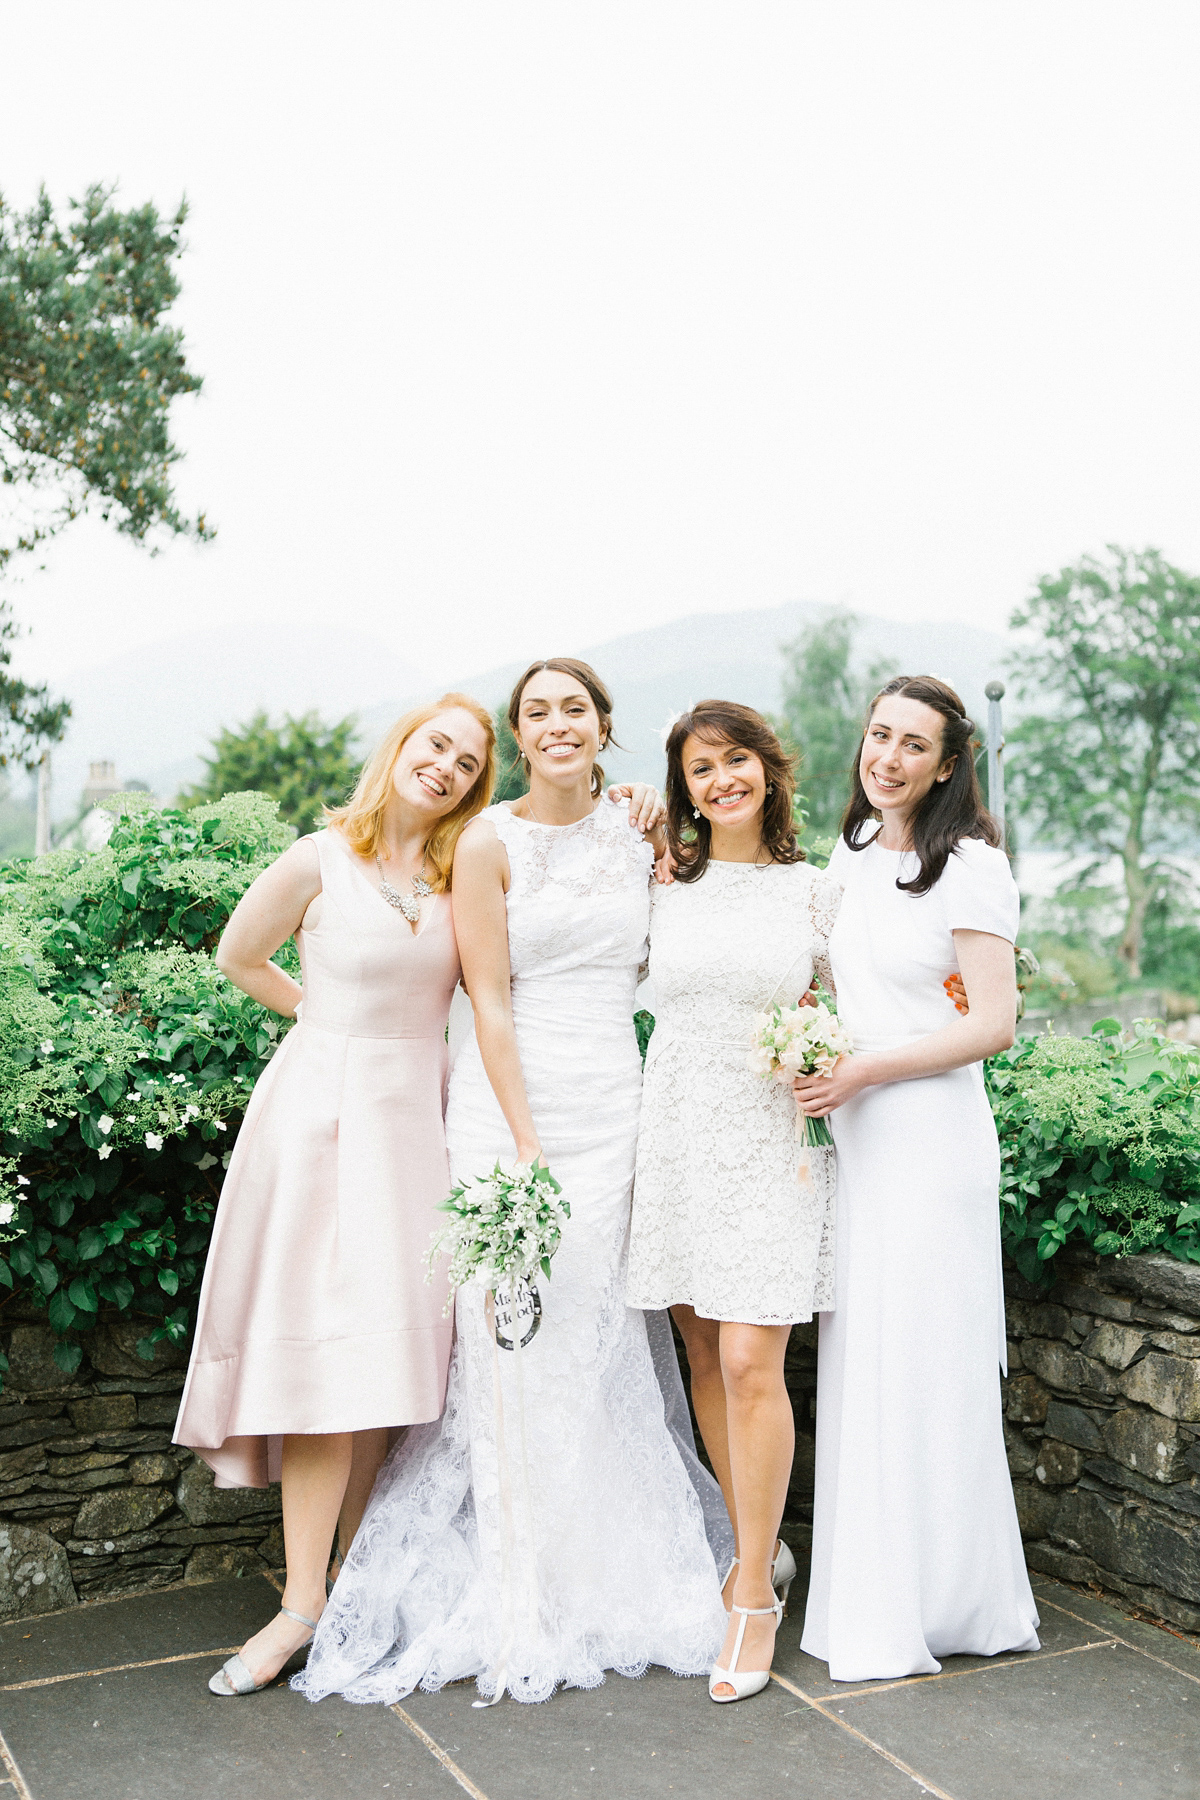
428, 1151, 569, 1320
749, 996, 857, 1138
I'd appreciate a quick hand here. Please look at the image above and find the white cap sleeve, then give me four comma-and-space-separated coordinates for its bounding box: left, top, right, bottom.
824, 835, 853, 887
939, 838, 1020, 942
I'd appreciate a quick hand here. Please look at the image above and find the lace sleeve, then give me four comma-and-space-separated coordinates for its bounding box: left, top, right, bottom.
806, 869, 842, 998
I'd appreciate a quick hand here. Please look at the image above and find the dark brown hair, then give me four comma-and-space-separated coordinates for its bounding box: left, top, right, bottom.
841, 674, 1001, 896
665, 700, 804, 884
507, 658, 619, 800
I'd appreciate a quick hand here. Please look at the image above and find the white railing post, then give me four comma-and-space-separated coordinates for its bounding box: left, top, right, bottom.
985, 680, 1005, 831
35, 750, 51, 856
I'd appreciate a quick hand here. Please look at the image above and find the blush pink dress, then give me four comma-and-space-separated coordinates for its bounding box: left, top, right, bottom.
174, 829, 459, 1488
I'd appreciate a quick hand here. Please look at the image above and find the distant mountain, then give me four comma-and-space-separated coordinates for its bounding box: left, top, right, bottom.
365, 601, 1012, 785
44, 602, 1012, 814
43, 626, 426, 818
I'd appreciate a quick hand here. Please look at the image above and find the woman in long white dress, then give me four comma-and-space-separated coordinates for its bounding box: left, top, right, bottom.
795, 675, 1040, 1683
295, 658, 728, 1708
626, 701, 840, 1703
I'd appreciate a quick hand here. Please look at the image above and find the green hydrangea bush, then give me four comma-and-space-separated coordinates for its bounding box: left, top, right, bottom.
0, 792, 294, 1377
988, 1020, 1200, 1284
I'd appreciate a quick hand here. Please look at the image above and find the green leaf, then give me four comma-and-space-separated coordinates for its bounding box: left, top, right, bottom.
47, 1289, 77, 1332
67, 1277, 98, 1313
8, 1242, 34, 1278
52, 1342, 83, 1375
135, 1336, 157, 1362
157, 1267, 179, 1296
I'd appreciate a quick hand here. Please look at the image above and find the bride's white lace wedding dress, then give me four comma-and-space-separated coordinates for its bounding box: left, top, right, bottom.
294, 797, 728, 1707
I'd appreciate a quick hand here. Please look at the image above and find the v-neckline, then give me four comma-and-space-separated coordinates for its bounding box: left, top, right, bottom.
332, 836, 443, 940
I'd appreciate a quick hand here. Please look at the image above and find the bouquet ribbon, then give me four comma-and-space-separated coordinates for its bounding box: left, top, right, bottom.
474, 1285, 539, 1708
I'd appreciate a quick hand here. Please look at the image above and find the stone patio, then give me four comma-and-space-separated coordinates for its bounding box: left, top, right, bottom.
0, 1565, 1197, 1798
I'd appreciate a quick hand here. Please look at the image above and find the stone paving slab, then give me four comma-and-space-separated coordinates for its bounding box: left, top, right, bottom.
834, 1640, 1199, 1800
1030, 1576, 1200, 1683
0, 1572, 1196, 1799
0, 1576, 279, 1686
0, 1659, 430, 1799
399, 1661, 920, 1799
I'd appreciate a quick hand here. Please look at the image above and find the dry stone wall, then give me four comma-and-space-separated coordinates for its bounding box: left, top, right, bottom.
0, 1308, 282, 1619
1004, 1249, 1200, 1633
4, 1252, 1199, 1629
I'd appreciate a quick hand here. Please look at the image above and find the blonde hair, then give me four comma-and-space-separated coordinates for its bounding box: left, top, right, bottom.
324, 692, 496, 890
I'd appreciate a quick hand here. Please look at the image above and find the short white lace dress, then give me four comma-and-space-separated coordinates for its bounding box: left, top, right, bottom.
626, 859, 841, 1325
294, 797, 728, 1709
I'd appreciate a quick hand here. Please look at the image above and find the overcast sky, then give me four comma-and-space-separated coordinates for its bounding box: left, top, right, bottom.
3, 2, 1199, 694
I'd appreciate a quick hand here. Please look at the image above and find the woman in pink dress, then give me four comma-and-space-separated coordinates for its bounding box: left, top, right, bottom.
174, 693, 495, 1695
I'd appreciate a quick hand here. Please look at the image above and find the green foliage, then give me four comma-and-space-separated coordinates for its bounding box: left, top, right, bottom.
1007, 547, 1200, 979
181, 711, 361, 832
0, 183, 211, 570
492, 706, 528, 804
0, 182, 212, 768
987, 1021, 1200, 1285
775, 614, 891, 837
0, 792, 293, 1372
0, 772, 34, 859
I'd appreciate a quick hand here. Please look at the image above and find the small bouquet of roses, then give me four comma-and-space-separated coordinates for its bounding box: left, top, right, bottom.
749, 997, 853, 1153
428, 1158, 570, 1339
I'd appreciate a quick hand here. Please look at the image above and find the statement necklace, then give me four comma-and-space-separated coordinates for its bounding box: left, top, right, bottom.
376, 852, 432, 923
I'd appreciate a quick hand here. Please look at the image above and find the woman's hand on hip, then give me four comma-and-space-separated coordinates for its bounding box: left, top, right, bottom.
793, 1054, 871, 1117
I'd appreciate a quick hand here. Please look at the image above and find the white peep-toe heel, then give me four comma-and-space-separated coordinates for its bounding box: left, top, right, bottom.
708, 1595, 783, 1704
208, 1605, 319, 1696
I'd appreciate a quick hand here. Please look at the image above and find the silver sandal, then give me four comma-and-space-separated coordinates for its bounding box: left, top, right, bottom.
208, 1605, 319, 1695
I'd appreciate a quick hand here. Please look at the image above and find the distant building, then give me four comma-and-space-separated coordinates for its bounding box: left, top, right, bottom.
75, 763, 159, 852
81, 761, 122, 811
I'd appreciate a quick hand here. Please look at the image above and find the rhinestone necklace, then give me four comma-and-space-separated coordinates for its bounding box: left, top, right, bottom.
376, 852, 432, 924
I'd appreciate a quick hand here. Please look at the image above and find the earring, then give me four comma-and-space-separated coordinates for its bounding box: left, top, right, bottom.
767, 784, 774, 795
692, 806, 700, 819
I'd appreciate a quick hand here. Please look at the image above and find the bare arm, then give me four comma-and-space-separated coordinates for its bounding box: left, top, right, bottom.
794, 929, 1017, 1118
214, 838, 320, 1017
452, 820, 541, 1164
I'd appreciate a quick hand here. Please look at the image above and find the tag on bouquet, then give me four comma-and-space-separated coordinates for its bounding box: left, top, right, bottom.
492, 1277, 542, 1350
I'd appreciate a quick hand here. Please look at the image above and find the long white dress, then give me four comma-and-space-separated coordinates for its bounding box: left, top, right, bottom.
627, 860, 841, 1323
294, 798, 728, 1707
800, 833, 1040, 1682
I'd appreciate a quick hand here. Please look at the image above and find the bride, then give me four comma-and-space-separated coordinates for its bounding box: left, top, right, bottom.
295, 657, 728, 1707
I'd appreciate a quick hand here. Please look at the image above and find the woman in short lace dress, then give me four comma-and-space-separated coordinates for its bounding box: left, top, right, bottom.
626, 701, 841, 1704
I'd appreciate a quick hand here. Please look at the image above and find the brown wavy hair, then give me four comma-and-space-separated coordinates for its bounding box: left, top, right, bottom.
324, 692, 496, 891
841, 674, 1001, 897
665, 700, 804, 884
507, 658, 619, 800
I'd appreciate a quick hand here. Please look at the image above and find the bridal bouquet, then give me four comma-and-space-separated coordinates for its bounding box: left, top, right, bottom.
428, 1157, 570, 1318
749, 997, 853, 1151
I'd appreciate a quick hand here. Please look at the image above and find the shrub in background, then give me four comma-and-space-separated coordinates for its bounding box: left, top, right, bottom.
0, 791, 292, 1376
988, 1019, 1200, 1284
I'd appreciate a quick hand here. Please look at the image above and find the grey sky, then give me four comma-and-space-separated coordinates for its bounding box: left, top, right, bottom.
3, 2, 1199, 693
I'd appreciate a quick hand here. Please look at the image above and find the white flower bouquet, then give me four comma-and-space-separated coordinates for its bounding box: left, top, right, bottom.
749, 997, 853, 1151
428, 1157, 570, 1327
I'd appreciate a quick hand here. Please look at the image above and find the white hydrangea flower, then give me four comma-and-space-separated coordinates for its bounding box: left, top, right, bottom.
98, 1145, 113, 1161
98, 1115, 114, 1136
0, 1201, 14, 1224
145, 1132, 164, 1152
